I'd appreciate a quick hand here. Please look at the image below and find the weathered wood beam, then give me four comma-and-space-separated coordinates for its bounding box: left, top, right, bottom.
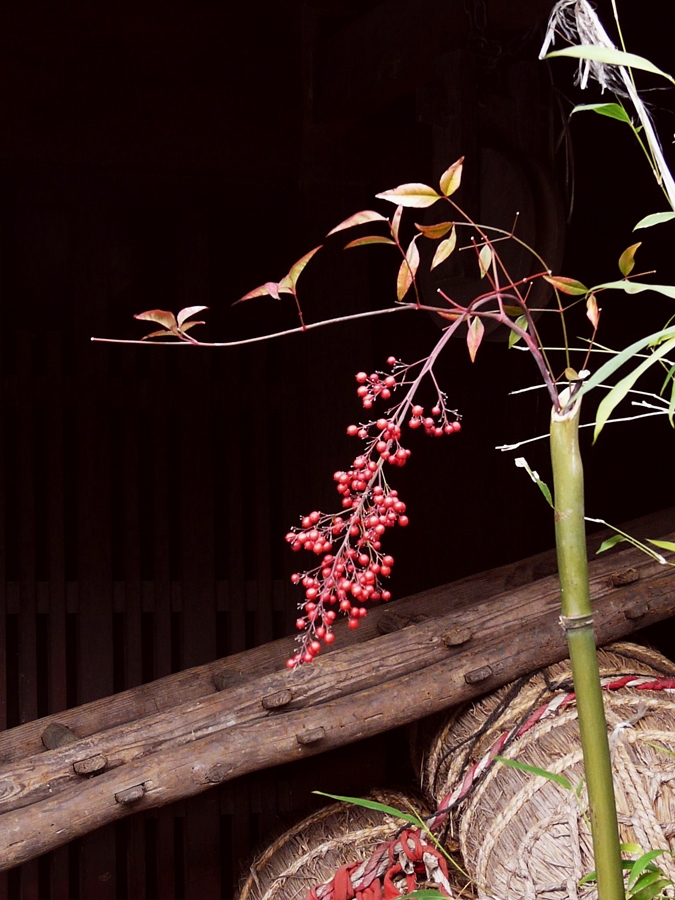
1, 511, 674, 869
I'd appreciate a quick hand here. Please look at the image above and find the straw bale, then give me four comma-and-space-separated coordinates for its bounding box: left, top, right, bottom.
422, 643, 675, 900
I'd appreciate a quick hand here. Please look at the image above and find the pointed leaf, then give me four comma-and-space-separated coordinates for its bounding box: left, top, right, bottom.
634, 211, 675, 230
586, 293, 600, 329
502, 305, 522, 317
415, 221, 453, 239
545, 46, 675, 84
391, 205, 403, 242
478, 244, 492, 278
508, 314, 528, 349
177, 306, 209, 327
375, 183, 441, 208
141, 329, 176, 340
283, 245, 322, 290
313, 792, 420, 825
627, 851, 667, 891
647, 539, 675, 552
134, 309, 178, 331
571, 102, 631, 123
396, 239, 419, 300
595, 279, 675, 299
495, 756, 572, 791
327, 210, 388, 236
630, 877, 671, 900
597, 534, 628, 554
344, 236, 397, 249
439, 156, 463, 196
618, 242, 641, 277
466, 316, 484, 362
179, 320, 205, 332
543, 275, 589, 295
236, 283, 275, 303
431, 227, 457, 269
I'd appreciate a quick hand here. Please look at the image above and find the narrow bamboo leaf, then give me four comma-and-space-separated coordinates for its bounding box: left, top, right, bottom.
439, 156, 463, 196
586, 294, 600, 329
643, 741, 675, 757
391, 205, 403, 242
396, 239, 419, 300
495, 756, 572, 791
572, 102, 631, 123
415, 221, 453, 239
634, 211, 675, 230
577, 324, 675, 400
177, 305, 208, 327
283, 245, 323, 289
375, 183, 441, 208
514, 456, 553, 507
466, 316, 484, 362
630, 876, 670, 900
621, 844, 644, 855
344, 236, 397, 249
593, 279, 675, 299
508, 314, 528, 349
627, 851, 667, 890
327, 210, 389, 236
647, 539, 675, 552
134, 309, 178, 330
312, 792, 420, 825
431, 227, 457, 269
596, 534, 627, 554
545, 46, 675, 84
579, 871, 597, 886
543, 275, 589, 295
478, 244, 492, 278
399, 892, 447, 900
593, 336, 675, 440
669, 375, 675, 425
618, 243, 642, 277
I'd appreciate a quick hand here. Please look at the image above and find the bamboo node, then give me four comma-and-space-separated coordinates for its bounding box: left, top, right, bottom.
559, 613, 594, 631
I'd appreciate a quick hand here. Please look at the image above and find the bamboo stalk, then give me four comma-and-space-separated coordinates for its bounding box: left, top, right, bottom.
550, 394, 625, 900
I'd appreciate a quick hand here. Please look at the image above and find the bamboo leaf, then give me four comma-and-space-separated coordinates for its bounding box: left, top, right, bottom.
327, 210, 389, 236
439, 157, 463, 196
134, 309, 178, 331
577, 325, 675, 400
466, 316, 484, 362
508, 315, 528, 349
396, 239, 419, 300
478, 244, 492, 278
514, 457, 554, 508
543, 275, 589, 295
572, 102, 632, 123
634, 211, 675, 230
630, 876, 671, 900
647, 539, 675, 552
618, 243, 642, 277
415, 221, 453, 239
594, 280, 675, 299
313, 792, 420, 825
627, 851, 667, 890
344, 236, 397, 249
545, 45, 675, 84
375, 183, 441, 208
597, 534, 628, 554
495, 756, 572, 791
430, 227, 457, 269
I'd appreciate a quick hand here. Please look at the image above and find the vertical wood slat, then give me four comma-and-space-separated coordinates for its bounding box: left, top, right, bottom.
0, 220, 7, 900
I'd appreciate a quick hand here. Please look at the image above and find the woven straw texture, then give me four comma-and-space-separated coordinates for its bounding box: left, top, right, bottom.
237, 791, 430, 900
422, 643, 675, 900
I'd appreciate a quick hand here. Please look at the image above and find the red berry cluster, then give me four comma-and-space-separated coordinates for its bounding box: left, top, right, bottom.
285, 356, 461, 669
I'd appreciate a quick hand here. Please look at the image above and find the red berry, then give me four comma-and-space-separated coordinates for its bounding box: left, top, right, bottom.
295, 618, 306, 630
387, 356, 397, 366
324, 631, 335, 644
347, 424, 358, 436
452, 421, 462, 433
348, 618, 360, 629
356, 372, 368, 383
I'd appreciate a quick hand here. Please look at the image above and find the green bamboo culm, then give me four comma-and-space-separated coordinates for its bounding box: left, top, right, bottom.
550, 392, 625, 900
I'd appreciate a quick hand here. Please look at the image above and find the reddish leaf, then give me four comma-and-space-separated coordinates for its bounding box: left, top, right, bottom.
344, 236, 397, 249
618, 242, 641, 277
327, 210, 388, 236
396, 239, 420, 300
436, 310, 462, 321
439, 157, 464, 197
134, 309, 178, 331
281, 245, 323, 290
586, 293, 601, 329
543, 275, 589, 296
177, 305, 208, 327
237, 283, 275, 303
141, 329, 175, 340
415, 221, 453, 239
375, 183, 440, 208
391, 205, 403, 242
466, 316, 485, 362
431, 227, 457, 269
180, 320, 206, 332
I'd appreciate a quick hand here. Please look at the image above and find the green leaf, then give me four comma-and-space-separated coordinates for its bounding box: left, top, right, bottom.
647, 539, 675, 552
375, 183, 441, 208
439, 157, 463, 197
619, 243, 642, 277
572, 102, 632, 122
545, 45, 675, 84
344, 236, 397, 249
495, 756, 572, 791
396, 239, 419, 300
415, 221, 454, 239
327, 210, 389, 236
430, 227, 457, 269
597, 534, 628, 554
630, 876, 671, 900
622, 844, 645, 855
634, 211, 675, 230
514, 457, 554, 508
466, 316, 484, 362
543, 275, 589, 296
508, 315, 528, 349
594, 280, 675, 299
627, 851, 667, 890
399, 892, 447, 900
312, 792, 420, 825
593, 336, 675, 441
643, 741, 675, 757
280, 245, 323, 291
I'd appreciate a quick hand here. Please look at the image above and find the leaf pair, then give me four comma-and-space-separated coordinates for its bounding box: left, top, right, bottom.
374, 157, 464, 208
135, 306, 208, 340
237, 246, 322, 303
